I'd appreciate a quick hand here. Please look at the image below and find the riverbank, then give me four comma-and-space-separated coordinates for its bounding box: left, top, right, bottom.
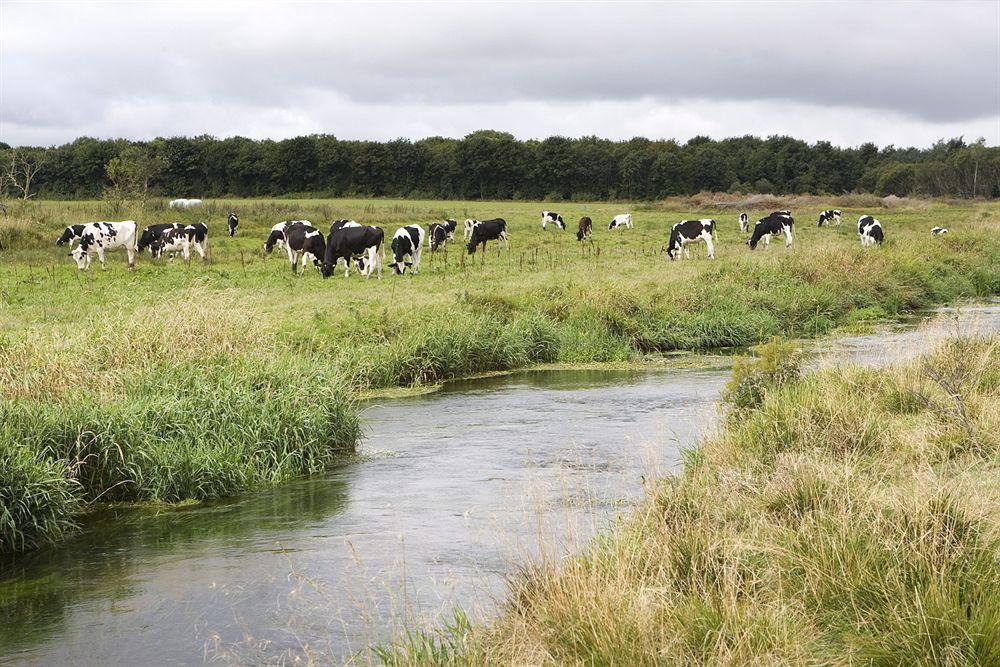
388, 332, 1000, 664
2, 197, 999, 553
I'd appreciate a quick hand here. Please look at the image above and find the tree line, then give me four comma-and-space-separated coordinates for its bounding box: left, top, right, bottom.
1, 131, 998, 202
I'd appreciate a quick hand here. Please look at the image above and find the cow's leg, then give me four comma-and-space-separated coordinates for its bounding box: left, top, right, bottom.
784, 228, 793, 248
97, 247, 106, 269
705, 236, 715, 259
413, 247, 421, 273
127, 246, 136, 271
285, 244, 295, 268
195, 241, 206, 259
301, 253, 309, 274
764, 235, 771, 249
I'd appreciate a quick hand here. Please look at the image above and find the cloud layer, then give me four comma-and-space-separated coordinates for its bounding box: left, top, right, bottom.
2, 1, 998, 147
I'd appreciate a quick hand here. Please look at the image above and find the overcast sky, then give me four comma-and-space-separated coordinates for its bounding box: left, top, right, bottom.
2, 0, 998, 148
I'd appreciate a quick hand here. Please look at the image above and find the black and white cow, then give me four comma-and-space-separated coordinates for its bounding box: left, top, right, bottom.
138, 223, 185, 254
858, 215, 884, 246
184, 223, 208, 259
747, 213, 794, 250
608, 213, 633, 230
739, 212, 749, 233
466, 218, 509, 254
428, 219, 457, 252
227, 212, 239, 237
265, 220, 313, 254
282, 222, 326, 273
667, 219, 716, 260
577, 216, 593, 241
322, 225, 384, 279
150, 227, 192, 261
390, 224, 425, 274
69, 221, 138, 271
56, 224, 88, 247
463, 218, 481, 240
931, 226, 948, 236
541, 211, 566, 230
817, 209, 842, 226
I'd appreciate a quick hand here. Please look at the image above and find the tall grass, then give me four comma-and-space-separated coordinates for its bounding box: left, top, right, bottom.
387, 335, 1000, 664
1, 197, 998, 553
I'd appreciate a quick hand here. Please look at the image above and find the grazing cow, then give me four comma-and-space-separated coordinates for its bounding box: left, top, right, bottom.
282, 222, 327, 273
466, 218, 509, 255
739, 212, 749, 233
184, 223, 208, 259
168, 198, 203, 209
608, 213, 633, 230
150, 227, 191, 261
227, 212, 239, 237
390, 224, 426, 274
265, 220, 314, 254
817, 209, 842, 226
56, 224, 88, 247
858, 215, 884, 246
322, 225, 384, 279
576, 216, 593, 241
667, 219, 716, 260
138, 223, 185, 254
931, 226, 948, 235
747, 213, 794, 250
541, 211, 566, 230
463, 218, 481, 240
69, 221, 138, 271
428, 219, 457, 252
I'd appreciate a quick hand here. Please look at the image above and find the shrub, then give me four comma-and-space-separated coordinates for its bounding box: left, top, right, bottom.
723, 337, 803, 410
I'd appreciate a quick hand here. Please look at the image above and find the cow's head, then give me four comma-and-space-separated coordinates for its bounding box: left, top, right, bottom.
264, 229, 284, 254
56, 227, 76, 246
149, 238, 166, 258
69, 244, 89, 269
466, 240, 477, 254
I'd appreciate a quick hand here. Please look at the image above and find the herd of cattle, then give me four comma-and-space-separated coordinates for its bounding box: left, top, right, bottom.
54, 206, 946, 273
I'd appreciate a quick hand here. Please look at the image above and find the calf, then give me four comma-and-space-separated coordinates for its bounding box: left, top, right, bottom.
150, 227, 191, 261
858, 215, 884, 246
463, 218, 481, 240
265, 220, 313, 254
69, 221, 138, 271
541, 211, 565, 230
283, 222, 326, 273
747, 213, 794, 250
608, 213, 633, 230
817, 209, 842, 226
428, 220, 457, 252
227, 212, 239, 237
931, 226, 948, 235
667, 219, 716, 260
322, 225, 384, 278
138, 223, 185, 254
466, 218, 509, 255
739, 212, 749, 233
56, 224, 88, 247
576, 216, 593, 241
391, 224, 426, 274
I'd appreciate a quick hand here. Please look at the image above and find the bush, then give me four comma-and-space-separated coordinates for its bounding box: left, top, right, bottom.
723, 338, 803, 410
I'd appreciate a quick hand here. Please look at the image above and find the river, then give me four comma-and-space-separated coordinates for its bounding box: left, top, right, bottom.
1, 303, 997, 665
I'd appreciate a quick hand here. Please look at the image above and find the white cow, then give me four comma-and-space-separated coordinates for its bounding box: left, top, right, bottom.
609, 213, 633, 230
168, 198, 203, 209
69, 221, 138, 270
463, 218, 481, 240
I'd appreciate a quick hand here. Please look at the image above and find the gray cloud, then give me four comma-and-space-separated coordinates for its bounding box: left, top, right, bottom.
2, 1, 997, 146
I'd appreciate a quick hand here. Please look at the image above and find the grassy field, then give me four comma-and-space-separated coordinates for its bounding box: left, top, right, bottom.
386, 334, 1000, 664
1, 195, 999, 553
